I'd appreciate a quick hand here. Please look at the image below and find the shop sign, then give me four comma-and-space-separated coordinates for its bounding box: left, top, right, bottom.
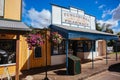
62, 11, 91, 27
52, 5, 95, 30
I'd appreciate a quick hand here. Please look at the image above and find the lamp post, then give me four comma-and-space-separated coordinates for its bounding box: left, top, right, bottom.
44, 28, 49, 80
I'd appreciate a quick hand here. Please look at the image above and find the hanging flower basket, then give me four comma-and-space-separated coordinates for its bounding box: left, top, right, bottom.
49, 32, 63, 45
26, 33, 44, 49
26, 29, 63, 49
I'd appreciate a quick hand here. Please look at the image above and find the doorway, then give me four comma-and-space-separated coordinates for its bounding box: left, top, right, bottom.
98, 41, 104, 56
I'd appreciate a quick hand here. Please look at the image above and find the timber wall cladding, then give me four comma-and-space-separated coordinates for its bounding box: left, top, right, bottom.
4, 0, 21, 20
0, 32, 51, 73
29, 30, 51, 68
19, 35, 28, 70
0, 65, 16, 76
0, 34, 16, 39
19, 30, 51, 70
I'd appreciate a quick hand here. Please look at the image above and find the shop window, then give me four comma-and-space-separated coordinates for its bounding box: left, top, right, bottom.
51, 40, 95, 55
71, 40, 95, 53
34, 46, 42, 58
52, 40, 65, 55
0, 40, 16, 65
76, 40, 95, 52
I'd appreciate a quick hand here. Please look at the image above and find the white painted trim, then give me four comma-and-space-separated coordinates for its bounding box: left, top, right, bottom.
51, 55, 66, 65
0, 63, 16, 67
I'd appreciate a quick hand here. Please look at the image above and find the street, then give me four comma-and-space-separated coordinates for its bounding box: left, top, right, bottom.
85, 71, 120, 80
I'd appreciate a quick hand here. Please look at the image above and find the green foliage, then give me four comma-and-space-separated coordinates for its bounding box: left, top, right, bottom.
96, 23, 114, 34
96, 23, 102, 31
117, 32, 120, 35
105, 28, 113, 34
107, 40, 115, 46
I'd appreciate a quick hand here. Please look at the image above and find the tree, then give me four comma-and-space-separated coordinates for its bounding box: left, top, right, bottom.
96, 22, 114, 46
96, 22, 114, 34
117, 32, 120, 36
96, 23, 102, 31
105, 28, 114, 34
106, 28, 114, 46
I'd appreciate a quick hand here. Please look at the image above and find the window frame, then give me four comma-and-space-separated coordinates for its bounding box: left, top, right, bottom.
34, 46, 42, 58
51, 40, 96, 56
0, 39, 16, 66
51, 40, 66, 56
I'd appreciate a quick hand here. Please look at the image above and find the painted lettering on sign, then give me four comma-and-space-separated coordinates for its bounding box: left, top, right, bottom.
62, 11, 91, 27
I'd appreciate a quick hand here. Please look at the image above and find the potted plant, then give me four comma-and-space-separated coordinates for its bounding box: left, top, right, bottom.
49, 32, 63, 45
26, 32, 44, 49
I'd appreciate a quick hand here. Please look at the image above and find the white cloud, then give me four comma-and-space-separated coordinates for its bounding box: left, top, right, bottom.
111, 4, 120, 21
102, 10, 111, 18
27, 8, 51, 28
97, 19, 118, 33
97, 4, 120, 33
22, 0, 26, 15
98, 4, 105, 9
97, 19, 118, 28
112, 28, 120, 34
22, 0, 51, 28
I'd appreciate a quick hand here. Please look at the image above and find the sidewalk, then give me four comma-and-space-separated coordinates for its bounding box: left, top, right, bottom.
20, 54, 120, 80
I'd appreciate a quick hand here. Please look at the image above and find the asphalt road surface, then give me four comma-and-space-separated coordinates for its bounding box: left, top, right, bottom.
85, 63, 120, 80
85, 71, 120, 80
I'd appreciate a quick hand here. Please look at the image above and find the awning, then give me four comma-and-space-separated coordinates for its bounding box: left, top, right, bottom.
0, 19, 31, 31
49, 24, 119, 40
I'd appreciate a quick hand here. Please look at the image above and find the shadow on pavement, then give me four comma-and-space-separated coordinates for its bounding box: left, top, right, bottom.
19, 64, 66, 79
54, 70, 67, 75
108, 63, 120, 72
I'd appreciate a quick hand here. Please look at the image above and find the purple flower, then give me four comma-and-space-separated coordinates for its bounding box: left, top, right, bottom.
26, 33, 44, 49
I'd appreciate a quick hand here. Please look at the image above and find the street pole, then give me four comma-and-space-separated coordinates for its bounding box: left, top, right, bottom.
44, 28, 49, 80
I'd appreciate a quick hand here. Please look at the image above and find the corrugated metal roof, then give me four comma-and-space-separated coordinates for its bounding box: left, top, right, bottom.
50, 24, 119, 40
54, 24, 115, 36
0, 20, 31, 31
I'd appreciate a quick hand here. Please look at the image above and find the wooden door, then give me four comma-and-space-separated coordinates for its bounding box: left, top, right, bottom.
98, 41, 103, 56
30, 45, 45, 68
29, 41, 51, 69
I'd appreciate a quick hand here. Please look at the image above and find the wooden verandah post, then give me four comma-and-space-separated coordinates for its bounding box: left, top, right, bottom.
15, 34, 20, 80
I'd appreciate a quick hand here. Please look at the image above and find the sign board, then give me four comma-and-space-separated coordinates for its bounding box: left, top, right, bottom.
0, 0, 4, 16
62, 11, 91, 27
52, 5, 96, 30
107, 46, 113, 53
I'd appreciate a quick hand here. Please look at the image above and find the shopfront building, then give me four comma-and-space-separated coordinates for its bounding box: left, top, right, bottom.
50, 4, 119, 66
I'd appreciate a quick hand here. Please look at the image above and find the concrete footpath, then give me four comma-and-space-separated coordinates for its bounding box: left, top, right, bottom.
20, 54, 120, 80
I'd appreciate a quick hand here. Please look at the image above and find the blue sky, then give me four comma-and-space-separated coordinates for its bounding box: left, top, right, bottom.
22, 0, 120, 34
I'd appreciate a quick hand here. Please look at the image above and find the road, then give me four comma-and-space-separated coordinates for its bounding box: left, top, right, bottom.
84, 71, 120, 80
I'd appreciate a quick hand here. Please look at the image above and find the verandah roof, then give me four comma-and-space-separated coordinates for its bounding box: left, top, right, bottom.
49, 24, 119, 40
0, 19, 31, 32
